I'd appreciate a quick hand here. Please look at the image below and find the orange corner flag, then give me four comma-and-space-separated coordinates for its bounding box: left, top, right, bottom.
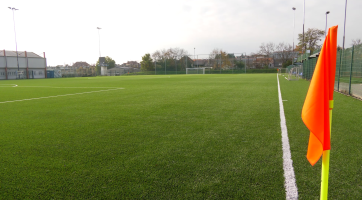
302, 26, 338, 166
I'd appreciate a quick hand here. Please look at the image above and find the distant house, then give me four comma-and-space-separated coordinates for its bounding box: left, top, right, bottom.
72, 61, 90, 68
193, 59, 214, 67
120, 61, 140, 68
271, 51, 299, 68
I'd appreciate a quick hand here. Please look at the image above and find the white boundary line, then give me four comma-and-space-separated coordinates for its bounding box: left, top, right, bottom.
0, 86, 121, 88
0, 88, 124, 104
277, 74, 298, 199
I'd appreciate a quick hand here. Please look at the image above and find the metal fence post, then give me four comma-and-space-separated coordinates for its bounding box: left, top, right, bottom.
337, 50, 342, 91
348, 45, 354, 95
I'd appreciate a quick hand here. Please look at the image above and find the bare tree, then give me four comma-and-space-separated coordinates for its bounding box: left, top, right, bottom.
275, 42, 294, 67
208, 48, 232, 70
151, 48, 189, 71
259, 42, 275, 56
152, 48, 188, 60
152, 50, 162, 61
351, 38, 361, 46
258, 42, 276, 68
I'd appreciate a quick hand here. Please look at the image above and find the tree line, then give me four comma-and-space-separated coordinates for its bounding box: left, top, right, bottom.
140, 28, 362, 71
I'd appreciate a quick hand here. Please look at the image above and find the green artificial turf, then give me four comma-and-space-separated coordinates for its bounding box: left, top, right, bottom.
0, 74, 285, 199
279, 75, 362, 199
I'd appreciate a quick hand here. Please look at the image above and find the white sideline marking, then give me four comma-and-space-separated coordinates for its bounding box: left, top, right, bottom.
277, 74, 298, 200
0, 88, 124, 104
0, 85, 120, 89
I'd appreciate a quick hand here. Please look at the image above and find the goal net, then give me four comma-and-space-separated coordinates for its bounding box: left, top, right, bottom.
287, 66, 302, 81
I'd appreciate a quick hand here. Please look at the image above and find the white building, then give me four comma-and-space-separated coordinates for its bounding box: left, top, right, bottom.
0, 50, 47, 80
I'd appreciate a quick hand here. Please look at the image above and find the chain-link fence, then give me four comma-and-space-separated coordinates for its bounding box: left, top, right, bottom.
297, 44, 362, 99
336, 44, 362, 98
51, 68, 97, 78
136, 53, 278, 75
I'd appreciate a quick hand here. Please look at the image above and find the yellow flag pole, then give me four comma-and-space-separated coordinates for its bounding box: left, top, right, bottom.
320, 100, 334, 200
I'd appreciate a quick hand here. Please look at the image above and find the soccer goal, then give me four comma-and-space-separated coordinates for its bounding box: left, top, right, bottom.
186, 67, 212, 74
17, 71, 26, 79
287, 66, 301, 81
278, 68, 286, 75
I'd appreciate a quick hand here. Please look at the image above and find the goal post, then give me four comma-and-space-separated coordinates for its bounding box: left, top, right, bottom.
186, 68, 204, 74
186, 67, 212, 74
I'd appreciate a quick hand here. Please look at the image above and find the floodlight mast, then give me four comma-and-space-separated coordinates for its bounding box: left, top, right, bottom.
325, 11, 330, 37
9, 7, 20, 78
97, 27, 102, 57
292, 7, 296, 65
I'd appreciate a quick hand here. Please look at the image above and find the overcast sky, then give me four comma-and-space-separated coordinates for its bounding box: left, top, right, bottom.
2, 0, 361, 66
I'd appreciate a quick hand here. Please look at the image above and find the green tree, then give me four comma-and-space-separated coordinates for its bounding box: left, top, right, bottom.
209, 49, 232, 69
282, 60, 292, 68
297, 28, 324, 54
105, 56, 115, 69
234, 60, 245, 69
95, 56, 116, 75
140, 54, 154, 71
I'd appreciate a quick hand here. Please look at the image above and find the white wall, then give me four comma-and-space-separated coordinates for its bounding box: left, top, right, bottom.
28, 69, 45, 79
101, 66, 107, 75
6, 57, 18, 68
0, 69, 5, 80
1, 55, 47, 79
0, 57, 45, 69
0, 57, 6, 68
28, 58, 45, 69
6, 69, 20, 80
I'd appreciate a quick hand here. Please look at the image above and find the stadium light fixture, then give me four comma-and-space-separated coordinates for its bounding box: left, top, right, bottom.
8, 7, 20, 79
325, 11, 330, 37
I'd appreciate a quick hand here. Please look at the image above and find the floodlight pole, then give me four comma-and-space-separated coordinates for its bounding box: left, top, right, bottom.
186, 55, 187, 70
9, 7, 20, 79
292, 7, 296, 66
292, 7, 296, 52
342, 0, 347, 50
97, 27, 101, 57
175, 57, 177, 74
325, 11, 330, 37
241, 52, 246, 73
303, 0, 306, 54
194, 48, 195, 68
219, 50, 221, 74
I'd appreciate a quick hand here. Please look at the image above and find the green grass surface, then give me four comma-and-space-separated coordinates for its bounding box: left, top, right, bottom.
279, 75, 362, 199
0, 74, 285, 199
1, 74, 361, 199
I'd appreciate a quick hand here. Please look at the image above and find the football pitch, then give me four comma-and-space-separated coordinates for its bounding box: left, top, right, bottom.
0, 74, 361, 199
